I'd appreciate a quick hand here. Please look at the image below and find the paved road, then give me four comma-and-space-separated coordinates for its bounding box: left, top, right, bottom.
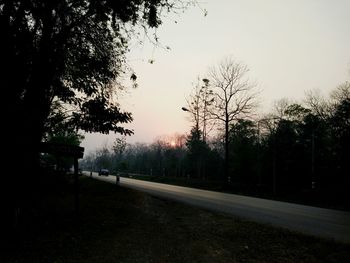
89, 173, 350, 243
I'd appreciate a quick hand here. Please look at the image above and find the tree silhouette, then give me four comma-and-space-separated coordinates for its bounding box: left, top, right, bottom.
186, 128, 207, 178
2, 1, 193, 153
228, 119, 258, 188
208, 57, 257, 187
185, 78, 214, 142
1, 0, 195, 235
1, 1, 194, 165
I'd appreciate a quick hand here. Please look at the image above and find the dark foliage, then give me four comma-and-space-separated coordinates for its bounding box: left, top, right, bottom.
0, 0, 193, 239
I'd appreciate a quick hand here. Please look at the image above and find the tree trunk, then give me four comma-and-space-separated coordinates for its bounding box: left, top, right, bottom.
224, 117, 230, 188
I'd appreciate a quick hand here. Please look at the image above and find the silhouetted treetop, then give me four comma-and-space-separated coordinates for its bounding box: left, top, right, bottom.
1, 0, 194, 140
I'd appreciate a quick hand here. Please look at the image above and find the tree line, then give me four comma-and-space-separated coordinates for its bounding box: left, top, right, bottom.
82, 58, 349, 208
81, 134, 222, 180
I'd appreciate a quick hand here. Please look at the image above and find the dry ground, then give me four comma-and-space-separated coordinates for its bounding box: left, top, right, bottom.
4, 176, 350, 263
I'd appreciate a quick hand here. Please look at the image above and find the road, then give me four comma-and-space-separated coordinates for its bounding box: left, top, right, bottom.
89, 173, 350, 243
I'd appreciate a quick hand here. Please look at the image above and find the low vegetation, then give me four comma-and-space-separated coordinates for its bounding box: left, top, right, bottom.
4, 176, 349, 263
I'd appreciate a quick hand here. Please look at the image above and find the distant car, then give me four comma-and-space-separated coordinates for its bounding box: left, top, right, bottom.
98, 169, 109, 176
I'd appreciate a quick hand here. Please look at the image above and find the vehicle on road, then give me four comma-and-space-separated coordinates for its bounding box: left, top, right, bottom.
98, 169, 109, 176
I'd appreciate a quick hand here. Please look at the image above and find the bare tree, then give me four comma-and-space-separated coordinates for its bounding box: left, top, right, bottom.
304, 90, 329, 120
273, 98, 292, 119
113, 137, 127, 157
200, 78, 215, 142
184, 78, 201, 133
208, 57, 258, 185
331, 81, 350, 104
184, 77, 215, 142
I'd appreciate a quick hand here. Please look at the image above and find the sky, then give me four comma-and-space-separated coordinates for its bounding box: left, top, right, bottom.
81, 0, 350, 154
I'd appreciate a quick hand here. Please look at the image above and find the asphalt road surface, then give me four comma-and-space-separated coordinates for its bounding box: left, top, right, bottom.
89, 173, 350, 243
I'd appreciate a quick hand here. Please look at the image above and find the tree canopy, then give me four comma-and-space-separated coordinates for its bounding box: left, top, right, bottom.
0, 0, 195, 232
1, 0, 194, 147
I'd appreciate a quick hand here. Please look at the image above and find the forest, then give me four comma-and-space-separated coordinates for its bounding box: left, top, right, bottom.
81, 78, 350, 210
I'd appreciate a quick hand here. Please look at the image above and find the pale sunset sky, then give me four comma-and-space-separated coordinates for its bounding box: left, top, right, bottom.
81, 0, 350, 154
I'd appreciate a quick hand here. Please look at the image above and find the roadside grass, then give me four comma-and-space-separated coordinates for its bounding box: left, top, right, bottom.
4, 176, 350, 263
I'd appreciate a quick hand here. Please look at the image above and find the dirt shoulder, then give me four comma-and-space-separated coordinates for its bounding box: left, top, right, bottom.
4, 176, 350, 263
